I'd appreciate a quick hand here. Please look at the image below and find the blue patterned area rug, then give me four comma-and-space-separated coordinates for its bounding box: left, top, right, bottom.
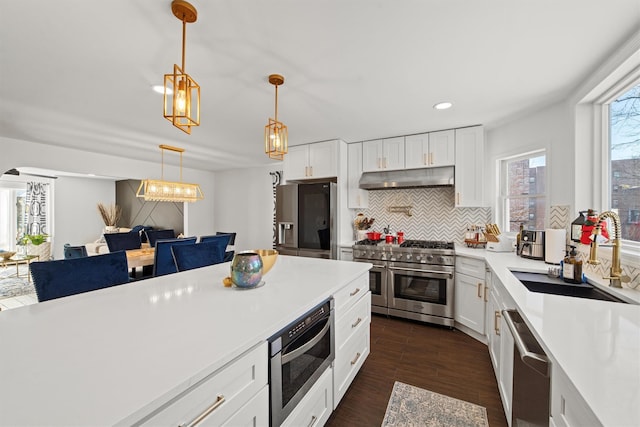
0, 265, 36, 300
382, 382, 489, 427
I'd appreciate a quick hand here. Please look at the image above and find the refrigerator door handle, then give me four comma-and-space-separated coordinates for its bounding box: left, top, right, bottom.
278, 222, 293, 246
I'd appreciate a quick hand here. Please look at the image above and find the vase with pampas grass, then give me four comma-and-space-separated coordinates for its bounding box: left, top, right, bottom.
97, 203, 122, 233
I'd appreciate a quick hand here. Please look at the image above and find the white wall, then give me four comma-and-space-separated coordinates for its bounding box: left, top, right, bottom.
54, 176, 114, 259
213, 165, 280, 252
486, 101, 574, 223
1, 136, 216, 248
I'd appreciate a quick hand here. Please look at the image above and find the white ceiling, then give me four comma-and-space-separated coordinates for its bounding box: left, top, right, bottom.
1, 0, 639, 172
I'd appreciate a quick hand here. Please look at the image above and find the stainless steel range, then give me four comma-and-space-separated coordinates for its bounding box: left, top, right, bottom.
352, 239, 455, 327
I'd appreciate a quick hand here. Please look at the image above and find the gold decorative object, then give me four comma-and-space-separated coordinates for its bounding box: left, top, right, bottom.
136, 145, 204, 203
164, 0, 200, 134
264, 74, 288, 160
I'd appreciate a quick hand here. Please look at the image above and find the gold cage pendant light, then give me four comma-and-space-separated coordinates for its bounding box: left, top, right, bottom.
136, 145, 204, 203
265, 74, 288, 160
164, 0, 200, 134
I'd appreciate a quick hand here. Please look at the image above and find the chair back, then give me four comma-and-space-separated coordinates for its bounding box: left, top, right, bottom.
216, 231, 236, 245
104, 232, 141, 252
63, 244, 88, 259
201, 233, 234, 262
30, 251, 130, 302
172, 240, 227, 272
146, 229, 176, 248
153, 237, 197, 277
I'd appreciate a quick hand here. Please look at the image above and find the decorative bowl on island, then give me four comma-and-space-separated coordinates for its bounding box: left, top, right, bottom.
0, 251, 16, 261
250, 249, 279, 275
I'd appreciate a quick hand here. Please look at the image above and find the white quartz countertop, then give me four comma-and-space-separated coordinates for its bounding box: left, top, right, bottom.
455, 245, 640, 426
0, 256, 371, 426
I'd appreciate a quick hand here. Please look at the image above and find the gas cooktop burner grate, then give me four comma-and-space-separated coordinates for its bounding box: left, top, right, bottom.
399, 240, 455, 250
355, 239, 381, 246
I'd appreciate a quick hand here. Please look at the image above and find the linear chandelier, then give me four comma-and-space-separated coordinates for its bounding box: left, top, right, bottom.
164, 0, 200, 134
136, 145, 204, 203
265, 74, 288, 160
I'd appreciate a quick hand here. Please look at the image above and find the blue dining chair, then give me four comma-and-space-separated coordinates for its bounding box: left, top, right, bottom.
104, 232, 141, 252
63, 244, 88, 259
146, 229, 176, 248
152, 237, 197, 277
30, 251, 130, 302
171, 240, 227, 272
200, 233, 234, 262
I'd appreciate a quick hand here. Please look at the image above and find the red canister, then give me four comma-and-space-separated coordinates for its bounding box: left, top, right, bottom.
385, 234, 394, 244
396, 231, 404, 244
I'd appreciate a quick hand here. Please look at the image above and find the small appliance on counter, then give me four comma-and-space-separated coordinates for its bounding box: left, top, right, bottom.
519, 230, 545, 260
544, 228, 566, 264
487, 235, 515, 252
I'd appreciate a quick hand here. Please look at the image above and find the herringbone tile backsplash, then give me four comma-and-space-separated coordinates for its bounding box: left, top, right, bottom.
352, 187, 491, 243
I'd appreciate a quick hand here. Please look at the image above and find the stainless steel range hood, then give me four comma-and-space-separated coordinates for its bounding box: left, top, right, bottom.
359, 166, 454, 190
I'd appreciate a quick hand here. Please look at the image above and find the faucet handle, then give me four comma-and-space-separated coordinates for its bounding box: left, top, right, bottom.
603, 274, 631, 283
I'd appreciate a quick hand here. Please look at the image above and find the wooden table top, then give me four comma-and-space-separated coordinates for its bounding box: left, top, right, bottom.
126, 248, 155, 268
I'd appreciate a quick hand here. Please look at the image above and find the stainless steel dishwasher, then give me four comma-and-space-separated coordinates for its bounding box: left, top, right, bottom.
502, 309, 550, 427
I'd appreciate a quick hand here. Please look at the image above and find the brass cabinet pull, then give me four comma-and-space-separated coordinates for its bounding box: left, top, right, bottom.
309, 166, 313, 176
349, 287, 361, 297
183, 395, 225, 427
484, 285, 488, 302
304, 166, 309, 176
477, 282, 483, 298
430, 152, 434, 165
350, 352, 362, 366
307, 415, 318, 427
494, 311, 501, 336
352, 317, 362, 328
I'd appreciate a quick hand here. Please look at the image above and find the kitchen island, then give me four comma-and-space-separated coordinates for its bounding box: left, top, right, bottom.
456, 245, 640, 427
0, 256, 371, 426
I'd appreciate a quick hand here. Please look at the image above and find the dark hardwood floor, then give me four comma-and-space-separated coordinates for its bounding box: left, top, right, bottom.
327, 315, 508, 426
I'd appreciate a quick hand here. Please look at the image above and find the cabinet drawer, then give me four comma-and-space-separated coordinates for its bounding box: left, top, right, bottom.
218, 385, 268, 427
550, 367, 600, 427
137, 342, 268, 426
334, 326, 370, 407
455, 256, 485, 279
333, 273, 368, 313
336, 291, 371, 350
281, 367, 333, 427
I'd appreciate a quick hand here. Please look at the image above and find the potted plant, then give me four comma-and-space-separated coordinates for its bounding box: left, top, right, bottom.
97, 203, 122, 233
19, 233, 51, 260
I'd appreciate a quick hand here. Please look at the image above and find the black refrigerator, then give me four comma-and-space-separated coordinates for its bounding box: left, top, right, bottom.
275, 182, 337, 259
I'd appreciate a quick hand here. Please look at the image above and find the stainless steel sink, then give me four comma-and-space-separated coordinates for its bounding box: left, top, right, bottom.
511, 271, 628, 303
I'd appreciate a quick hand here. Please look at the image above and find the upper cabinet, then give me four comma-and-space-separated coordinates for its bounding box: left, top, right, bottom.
362, 137, 405, 172
454, 126, 485, 207
405, 130, 455, 169
347, 143, 369, 209
284, 140, 338, 181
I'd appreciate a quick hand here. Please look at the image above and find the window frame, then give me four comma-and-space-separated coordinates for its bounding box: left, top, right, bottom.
498, 149, 548, 233
595, 71, 640, 252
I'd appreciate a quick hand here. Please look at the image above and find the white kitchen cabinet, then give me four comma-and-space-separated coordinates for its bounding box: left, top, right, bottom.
281, 367, 333, 427
339, 246, 354, 261
454, 126, 485, 207
454, 256, 486, 336
550, 366, 601, 427
362, 137, 405, 172
284, 140, 338, 181
487, 287, 501, 373
136, 342, 268, 426
498, 309, 514, 426
333, 273, 371, 408
405, 130, 455, 169
347, 142, 369, 209
219, 385, 268, 426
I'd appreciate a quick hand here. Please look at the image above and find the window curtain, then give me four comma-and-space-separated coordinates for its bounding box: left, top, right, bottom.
25, 182, 49, 235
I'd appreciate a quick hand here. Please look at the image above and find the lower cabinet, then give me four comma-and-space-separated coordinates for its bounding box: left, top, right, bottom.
135, 342, 268, 426
454, 256, 486, 336
339, 247, 354, 261
333, 291, 371, 407
550, 367, 601, 427
282, 367, 333, 427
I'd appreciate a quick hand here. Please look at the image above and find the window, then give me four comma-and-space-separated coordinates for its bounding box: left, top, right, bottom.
500, 151, 546, 232
608, 82, 640, 242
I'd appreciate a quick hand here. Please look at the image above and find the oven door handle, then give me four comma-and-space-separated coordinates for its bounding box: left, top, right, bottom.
281, 319, 331, 365
389, 266, 453, 279
371, 264, 386, 269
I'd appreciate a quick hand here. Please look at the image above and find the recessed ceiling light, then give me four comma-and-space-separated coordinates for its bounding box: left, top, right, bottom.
152, 85, 172, 95
434, 102, 452, 110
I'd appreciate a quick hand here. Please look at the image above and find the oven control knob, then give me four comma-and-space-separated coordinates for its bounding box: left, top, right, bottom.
426, 254, 434, 262
405, 254, 412, 260
381, 253, 387, 261
415, 255, 422, 261
395, 253, 402, 260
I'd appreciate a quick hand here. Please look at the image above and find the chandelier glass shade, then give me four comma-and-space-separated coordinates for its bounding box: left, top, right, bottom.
136, 145, 204, 203
265, 74, 288, 160
163, 0, 200, 134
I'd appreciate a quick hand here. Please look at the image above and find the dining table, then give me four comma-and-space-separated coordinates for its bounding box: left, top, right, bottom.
125, 248, 155, 269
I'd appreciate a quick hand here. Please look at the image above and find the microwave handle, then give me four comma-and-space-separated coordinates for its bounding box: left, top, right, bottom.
281, 319, 330, 365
